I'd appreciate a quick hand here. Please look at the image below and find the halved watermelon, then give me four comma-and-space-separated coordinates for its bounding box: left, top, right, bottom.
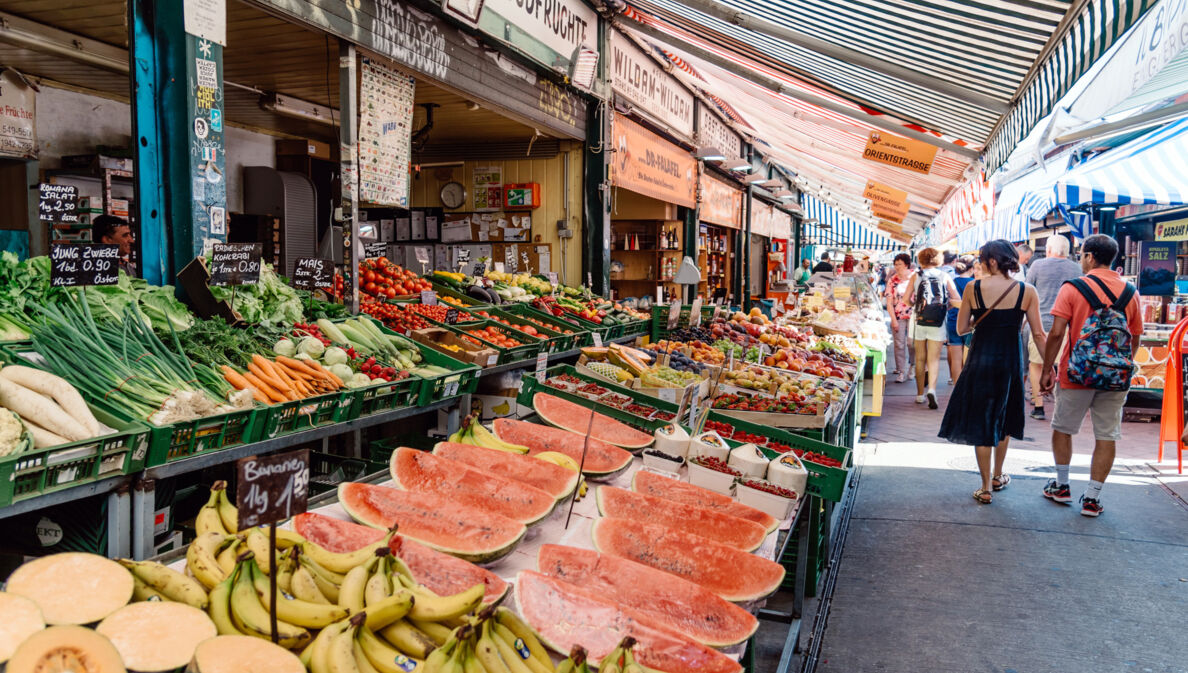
492, 419, 633, 477
537, 544, 757, 647
596, 486, 767, 552
291, 512, 507, 605
390, 447, 555, 525
532, 393, 653, 449
632, 471, 778, 535
591, 518, 785, 602
337, 482, 525, 564
432, 442, 578, 503
516, 571, 741, 673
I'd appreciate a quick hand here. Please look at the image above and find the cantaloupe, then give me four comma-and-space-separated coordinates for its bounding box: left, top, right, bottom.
186, 635, 305, 673
5, 553, 134, 625
0, 593, 45, 663
96, 602, 217, 672
6, 625, 126, 673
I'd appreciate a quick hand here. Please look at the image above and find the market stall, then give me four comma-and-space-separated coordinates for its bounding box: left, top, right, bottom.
700, 173, 744, 301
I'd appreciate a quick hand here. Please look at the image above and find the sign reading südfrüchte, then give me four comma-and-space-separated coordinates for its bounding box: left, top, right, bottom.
862, 131, 937, 174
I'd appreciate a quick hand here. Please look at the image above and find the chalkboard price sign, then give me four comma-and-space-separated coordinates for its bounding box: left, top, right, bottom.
364, 241, 388, 259
472, 262, 486, 277
445, 307, 460, 324
210, 243, 262, 286
291, 257, 334, 291
39, 184, 79, 223
50, 243, 120, 287
236, 449, 311, 529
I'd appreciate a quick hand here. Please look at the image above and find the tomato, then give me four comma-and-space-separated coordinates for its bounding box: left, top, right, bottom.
364, 270, 377, 283
385, 287, 397, 299
364, 282, 378, 294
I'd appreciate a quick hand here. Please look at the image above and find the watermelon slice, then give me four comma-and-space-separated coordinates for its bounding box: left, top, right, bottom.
389, 447, 555, 525
632, 471, 778, 535
537, 544, 757, 647
432, 442, 579, 502
532, 393, 654, 449
291, 513, 507, 605
591, 518, 785, 602
492, 419, 633, 477
516, 571, 741, 673
596, 486, 768, 552
337, 482, 525, 564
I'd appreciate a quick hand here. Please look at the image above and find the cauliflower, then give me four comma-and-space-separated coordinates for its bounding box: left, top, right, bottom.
0, 409, 29, 457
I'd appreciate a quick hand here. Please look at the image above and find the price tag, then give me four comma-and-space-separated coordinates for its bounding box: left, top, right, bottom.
667, 300, 682, 330
363, 241, 388, 259
445, 308, 460, 324
421, 290, 438, 305
50, 243, 120, 287
689, 298, 703, 327
545, 271, 559, 284
209, 243, 262, 286
291, 257, 334, 291
443, 381, 460, 397
774, 298, 786, 315
521, 251, 531, 274
805, 295, 823, 308
833, 286, 852, 299
712, 304, 723, 321
235, 449, 311, 529
834, 299, 846, 312
414, 247, 431, 265
534, 351, 548, 378
592, 332, 603, 348
473, 262, 486, 277
39, 184, 79, 223
657, 388, 677, 403
505, 247, 518, 272
687, 387, 702, 427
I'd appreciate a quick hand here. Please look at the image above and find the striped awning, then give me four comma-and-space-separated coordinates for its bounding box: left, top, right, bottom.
802, 195, 904, 251
619, 0, 1155, 174
1055, 118, 1188, 207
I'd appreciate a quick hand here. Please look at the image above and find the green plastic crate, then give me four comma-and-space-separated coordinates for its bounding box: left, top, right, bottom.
411, 345, 480, 406
0, 401, 150, 508
351, 374, 420, 418
430, 283, 492, 307
471, 307, 574, 354
145, 405, 263, 467
260, 390, 356, 439
452, 318, 542, 365
504, 304, 593, 348
309, 452, 385, 495
650, 304, 719, 341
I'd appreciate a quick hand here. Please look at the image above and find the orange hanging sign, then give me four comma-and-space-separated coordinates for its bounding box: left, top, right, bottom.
610, 113, 697, 208
863, 180, 910, 223
862, 131, 937, 174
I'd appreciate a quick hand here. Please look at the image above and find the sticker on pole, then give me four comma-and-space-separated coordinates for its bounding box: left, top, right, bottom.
236, 448, 310, 529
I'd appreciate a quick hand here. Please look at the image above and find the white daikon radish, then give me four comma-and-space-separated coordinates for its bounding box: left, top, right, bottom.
0, 378, 90, 441
0, 365, 101, 435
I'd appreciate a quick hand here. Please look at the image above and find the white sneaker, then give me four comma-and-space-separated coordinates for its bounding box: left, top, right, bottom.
915, 395, 926, 404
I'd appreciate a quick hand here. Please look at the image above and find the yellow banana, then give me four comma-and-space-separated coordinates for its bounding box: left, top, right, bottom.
473, 622, 511, 673
532, 451, 579, 472
249, 561, 349, 628
228, 556, 311, 650
471, 421, 529, 454
245, 528, 274, 574
207, 570, 241, 637
303, 531, 395, 575
196, 483, 230, 537
362, 590, 415, 631
407, 583, 484, 623
621, 648, 646, 673
379, 620, 437, 660
495, 608, 551, 671
119, 559, 209, 609
216, 537, 243, 577
187, 531, 233, 590
130, 574, 166, 602
215, 482, 239, 533
355, 639, 382, 673
409, 619, 451, 647
358, 625, 425, 673
274, 527, 307, 549
365, 556, 393, 608
300, 553, 345, 603
307, 619, 349, 673
326, 614, 365, 673
492, 622, 547, 673
291, 565, 332, 604
460, 640, 486, 673
275, 549, 295, 594
338, 556, 380, 613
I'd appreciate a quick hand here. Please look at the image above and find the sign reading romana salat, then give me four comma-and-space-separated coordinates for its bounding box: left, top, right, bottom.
610, 30, 694, 139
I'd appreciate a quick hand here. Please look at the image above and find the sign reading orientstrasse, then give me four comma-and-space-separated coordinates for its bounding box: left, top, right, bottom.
862, 131, 937, 174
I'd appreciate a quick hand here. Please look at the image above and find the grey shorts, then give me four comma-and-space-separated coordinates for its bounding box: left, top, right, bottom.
1051, 384, 1128, 441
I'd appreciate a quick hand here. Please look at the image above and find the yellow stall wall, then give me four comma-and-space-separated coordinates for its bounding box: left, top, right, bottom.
408, 145, 585, 285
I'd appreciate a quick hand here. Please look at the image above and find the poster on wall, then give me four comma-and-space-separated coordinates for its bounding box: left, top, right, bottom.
359, 59, 415, 207
0, 69, 36, 159
1138, 241, 1175, 296
473, 166, 503, 212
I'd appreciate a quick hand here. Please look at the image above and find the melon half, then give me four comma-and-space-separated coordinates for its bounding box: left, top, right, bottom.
6, 626, 126, 673
531, 393, 654, 449
5, 552, 134, 625
389, 447, 555, 525
492, 418, 634, 477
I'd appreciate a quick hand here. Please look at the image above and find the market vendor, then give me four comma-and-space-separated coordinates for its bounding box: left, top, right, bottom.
794, 259, 813, 287
93, 215, 136, 276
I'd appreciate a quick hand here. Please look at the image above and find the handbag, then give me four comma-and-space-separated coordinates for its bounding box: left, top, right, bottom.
969, 282, 1017, 331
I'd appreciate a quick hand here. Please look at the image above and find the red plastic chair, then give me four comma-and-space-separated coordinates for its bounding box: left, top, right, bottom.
1157, 316, 1188, 473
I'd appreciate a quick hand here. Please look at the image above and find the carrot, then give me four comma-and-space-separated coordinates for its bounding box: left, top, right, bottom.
247, 362, 295, 400
243, 372, 286, 404
276, 356, 331, 382
261, 357, 303, 398
221, 365, 251, 390
306, 360, 344, 388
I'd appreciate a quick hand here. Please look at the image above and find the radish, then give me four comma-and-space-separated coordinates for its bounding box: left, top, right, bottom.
0, 378, 91, 442
0, 365, 101, 436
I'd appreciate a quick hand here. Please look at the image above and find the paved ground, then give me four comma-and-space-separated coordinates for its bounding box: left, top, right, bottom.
754, 359, 1188, 673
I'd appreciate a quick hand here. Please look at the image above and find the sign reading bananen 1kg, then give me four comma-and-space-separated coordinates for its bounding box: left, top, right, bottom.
237, 449, 311, 528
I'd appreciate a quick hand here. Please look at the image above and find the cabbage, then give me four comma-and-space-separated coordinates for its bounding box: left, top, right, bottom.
329, 363, 353, 381
349, 373, 373, 388
323, 347, 348, 366
298, 337, 325, 358
273, 338, 296, 357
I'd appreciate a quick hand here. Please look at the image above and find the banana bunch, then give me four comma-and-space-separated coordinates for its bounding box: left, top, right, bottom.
554, 646, 590, 673
594, 637, 651, 673
195, 479, 241, 537
415, 606, 555, 673
207, 552, 315, 650
448, 415, 529, 454
534, 452, 587, 500
118, 558, 209, 609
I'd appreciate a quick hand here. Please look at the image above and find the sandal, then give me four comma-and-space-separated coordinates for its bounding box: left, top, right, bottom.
972, 489, 993, 504
992, 474, 1011, 491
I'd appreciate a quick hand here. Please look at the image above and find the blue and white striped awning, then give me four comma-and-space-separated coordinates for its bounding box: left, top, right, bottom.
801, 195, 902, 251
1055, 118, 1188, 207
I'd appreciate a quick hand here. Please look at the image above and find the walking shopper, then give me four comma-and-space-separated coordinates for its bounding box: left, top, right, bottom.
1025, 235, 1081, 419
1039, 234, 1143, 518
885, 253, 915, 382
940, 240, 1047, 504
945, 257, 976, 382
903, 248, 961, 408
812, 252, 835, 274
1012, 243, 1033, 282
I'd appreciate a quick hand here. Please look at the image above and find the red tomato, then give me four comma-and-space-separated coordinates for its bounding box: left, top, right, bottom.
364, 282, 378, 294
377, 257, 389, 267
364, 271, 376, 283
385, 287, 397, 299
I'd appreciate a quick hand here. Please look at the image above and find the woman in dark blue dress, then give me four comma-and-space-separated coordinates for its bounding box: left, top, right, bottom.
939, 240, 1047, 504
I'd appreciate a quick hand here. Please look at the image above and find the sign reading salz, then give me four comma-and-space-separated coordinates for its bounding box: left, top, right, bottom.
50, 243, 120, 287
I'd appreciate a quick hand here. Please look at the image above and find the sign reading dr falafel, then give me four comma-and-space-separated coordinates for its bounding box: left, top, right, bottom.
862, 131, 938, 175
610, 113, 697, 208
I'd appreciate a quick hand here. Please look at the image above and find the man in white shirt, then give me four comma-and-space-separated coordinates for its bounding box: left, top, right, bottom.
1011, 243, 1033, 282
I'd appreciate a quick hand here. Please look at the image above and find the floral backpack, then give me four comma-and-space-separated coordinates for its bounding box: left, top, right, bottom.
1065, 275, 1136, 391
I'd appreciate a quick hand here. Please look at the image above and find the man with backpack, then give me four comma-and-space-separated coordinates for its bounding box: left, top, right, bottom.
1039, 234, 1143, 517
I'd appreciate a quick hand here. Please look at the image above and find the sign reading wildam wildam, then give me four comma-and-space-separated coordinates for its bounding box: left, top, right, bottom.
610, 30, 694, 138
